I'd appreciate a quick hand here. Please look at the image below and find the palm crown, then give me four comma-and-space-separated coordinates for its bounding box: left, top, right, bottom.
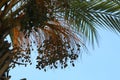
0, 0, 120, 71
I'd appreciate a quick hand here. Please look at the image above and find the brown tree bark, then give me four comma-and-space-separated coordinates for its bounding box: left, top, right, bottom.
0, 39, 11, 80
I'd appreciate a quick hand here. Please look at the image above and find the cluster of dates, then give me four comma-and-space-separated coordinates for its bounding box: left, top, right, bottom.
10, 30, 81, 72
10, 47, 32, 68
36, 36, 81, 71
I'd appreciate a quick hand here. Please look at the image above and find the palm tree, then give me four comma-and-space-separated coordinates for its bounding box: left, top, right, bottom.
0, 0, 120, 79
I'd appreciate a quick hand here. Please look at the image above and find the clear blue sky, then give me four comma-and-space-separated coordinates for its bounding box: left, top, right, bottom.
9, 29, 120, 80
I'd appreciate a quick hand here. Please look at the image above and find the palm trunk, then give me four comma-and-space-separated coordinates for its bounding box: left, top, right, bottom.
0, 38, 11, 79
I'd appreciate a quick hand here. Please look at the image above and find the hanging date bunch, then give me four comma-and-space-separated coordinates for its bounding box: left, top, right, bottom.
35, 23, 82, 71
36, 37, 80, 70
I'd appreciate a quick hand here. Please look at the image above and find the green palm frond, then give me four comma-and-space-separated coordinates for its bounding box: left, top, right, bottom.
53, 0, 120, 45
88, 0, 120, 31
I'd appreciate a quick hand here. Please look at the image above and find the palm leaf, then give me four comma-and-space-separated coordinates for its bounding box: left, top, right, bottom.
54, 0, 120, 45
